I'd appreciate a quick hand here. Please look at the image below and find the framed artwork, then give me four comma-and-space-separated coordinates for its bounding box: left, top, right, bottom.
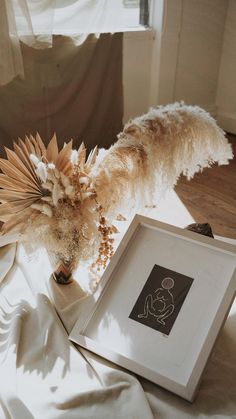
69, 215, 236, 401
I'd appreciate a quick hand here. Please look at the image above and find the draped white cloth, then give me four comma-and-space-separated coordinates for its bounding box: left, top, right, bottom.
0, 0, 129, 86
0, 191, 236, 418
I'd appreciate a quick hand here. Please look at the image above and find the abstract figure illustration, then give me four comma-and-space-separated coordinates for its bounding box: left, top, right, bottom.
138, 277, 175, 325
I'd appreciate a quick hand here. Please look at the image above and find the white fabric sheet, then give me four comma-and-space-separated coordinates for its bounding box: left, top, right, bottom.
0, 0, 134, 86
0, 191, 236, 418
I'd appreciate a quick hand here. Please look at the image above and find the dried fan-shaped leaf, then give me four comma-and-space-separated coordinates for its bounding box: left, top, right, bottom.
36, 132, 47, 157
5, 148, 39, 185
0, 159, 41, 191
0, 174, 39, 193
1, 219, 25, 235
18, 138, 34, 162
0, 208, 36, 235
0, 198, 40, 220
10, 198, 39, 212
0, 204, 13, 221
0, 189, 41, 203
25, 136, 37, 156
0, 159, 37, 188
47, 134, 59, 162
0, 203, 15, 220
13, 142, 38, 180
29, 135, 42, 158
77, 142, 86, 167
85, 146, 98, 169
17, 138, 39, 179
61, 161, 73, 176
0, 215, 12, 223
56, 140, 73, 173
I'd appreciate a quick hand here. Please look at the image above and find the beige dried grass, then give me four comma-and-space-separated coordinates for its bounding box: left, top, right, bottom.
95, 103, 233, 214
0, 103, 233, 269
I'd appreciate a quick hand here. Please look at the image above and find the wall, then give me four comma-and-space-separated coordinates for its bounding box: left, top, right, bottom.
216, 0, 236, 134
123, 1, 164, 122
123, 30, 153, 122
168, 0, 227, 113
123, 0, 232, 130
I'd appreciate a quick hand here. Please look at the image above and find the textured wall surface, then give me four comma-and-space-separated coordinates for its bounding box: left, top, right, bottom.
217, 0, 236, 133
123, 0, 234, 132
159, 0, 228, 112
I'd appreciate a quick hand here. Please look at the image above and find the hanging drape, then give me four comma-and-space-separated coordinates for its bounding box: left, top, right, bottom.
0, 33, 123, 154
0, 1, 124, 153
0, 0, 126, 87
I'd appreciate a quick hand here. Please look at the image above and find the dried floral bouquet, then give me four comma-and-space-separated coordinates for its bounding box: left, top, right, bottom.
0, 135, 117, 281
0, 103, 233, 283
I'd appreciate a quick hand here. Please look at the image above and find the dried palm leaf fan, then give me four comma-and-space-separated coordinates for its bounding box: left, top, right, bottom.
0, 103, 233, 285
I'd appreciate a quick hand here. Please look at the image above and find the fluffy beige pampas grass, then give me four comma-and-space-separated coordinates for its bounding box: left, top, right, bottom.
95, 103, 233, 214
0, 103, 233, 272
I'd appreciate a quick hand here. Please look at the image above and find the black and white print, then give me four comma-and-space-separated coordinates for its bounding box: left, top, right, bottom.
129, 264, 194, 335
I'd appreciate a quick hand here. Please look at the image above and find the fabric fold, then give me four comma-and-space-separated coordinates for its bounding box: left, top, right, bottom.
0, 243, 16, 283
0, 244, 154, 419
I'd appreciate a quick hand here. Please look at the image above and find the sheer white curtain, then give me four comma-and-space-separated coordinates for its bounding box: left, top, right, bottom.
0, 0, 125, 86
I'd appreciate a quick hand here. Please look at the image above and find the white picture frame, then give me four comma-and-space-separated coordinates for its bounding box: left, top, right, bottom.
69, 215, 236, 401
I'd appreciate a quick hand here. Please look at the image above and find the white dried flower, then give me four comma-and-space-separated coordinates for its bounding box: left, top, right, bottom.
31, 203, 43, 211
41, 196, 53, 203
71, 150, 78, 165
30, 203, 52, 217
42, 204, 53, 217
60, 172, 70, 188
81, 191, 96, 200
30, 154, 40, 166
52, 181, 63, 206
36, 162, 48, 183
54, 168, 60, 179
42, 182, 53, 192
47, 163, 55, 170
65, 185, 75, 198
79, 176, 89, 185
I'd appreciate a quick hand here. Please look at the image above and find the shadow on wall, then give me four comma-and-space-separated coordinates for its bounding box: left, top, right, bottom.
0, 33, 123, 156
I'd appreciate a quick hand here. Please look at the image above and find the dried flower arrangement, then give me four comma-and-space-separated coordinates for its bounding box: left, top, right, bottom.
0, 103, 233, 283
0, 135, 116, 277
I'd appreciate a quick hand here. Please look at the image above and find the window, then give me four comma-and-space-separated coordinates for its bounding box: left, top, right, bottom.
123, 0, 149, 28
14, 0, 150, 37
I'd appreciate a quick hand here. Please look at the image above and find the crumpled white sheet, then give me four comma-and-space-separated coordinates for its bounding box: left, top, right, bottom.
0, 192, 236, 419
0, 243, 154, 419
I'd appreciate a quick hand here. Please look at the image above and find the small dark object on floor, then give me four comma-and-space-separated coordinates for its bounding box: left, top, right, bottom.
185, 223, 214, 238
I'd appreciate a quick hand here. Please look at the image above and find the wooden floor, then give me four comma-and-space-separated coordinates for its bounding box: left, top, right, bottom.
175, 134, 236, 239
